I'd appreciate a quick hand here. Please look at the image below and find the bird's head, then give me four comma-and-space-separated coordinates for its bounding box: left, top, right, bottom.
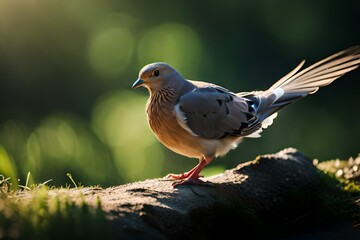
132, 62, 182, 92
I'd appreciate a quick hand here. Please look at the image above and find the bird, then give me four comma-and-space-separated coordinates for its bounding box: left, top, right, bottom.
132, 46, 360, 186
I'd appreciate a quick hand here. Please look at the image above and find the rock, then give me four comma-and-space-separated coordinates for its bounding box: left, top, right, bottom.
56, 148, 358, 239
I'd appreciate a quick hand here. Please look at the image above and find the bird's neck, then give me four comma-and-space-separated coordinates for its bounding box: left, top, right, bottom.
146, 87, 177, 135
149, 79, 194, 106
146, 80, 195, 137
147, 80, 195, 117
149, 86, 178, 106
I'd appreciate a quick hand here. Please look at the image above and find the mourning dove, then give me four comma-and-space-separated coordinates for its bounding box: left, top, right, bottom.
132, 46, 360, 186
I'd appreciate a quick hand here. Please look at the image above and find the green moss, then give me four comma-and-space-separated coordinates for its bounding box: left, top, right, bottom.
314, 162, 360, 226
0, 186, 114, 240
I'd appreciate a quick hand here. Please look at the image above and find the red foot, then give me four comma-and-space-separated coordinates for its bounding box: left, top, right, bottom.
172, 177, 205, 187
166, 172, 203, 180
165, 158, 212, 187
166, 173, 188, 180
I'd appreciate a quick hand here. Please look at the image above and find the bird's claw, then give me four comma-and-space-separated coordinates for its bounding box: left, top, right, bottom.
171, 177, 205, 187
165, 173, 186, 180
165, 173, 203, 180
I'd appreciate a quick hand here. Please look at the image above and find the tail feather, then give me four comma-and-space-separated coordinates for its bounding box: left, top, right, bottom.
288, 64, 359, 91
261, 46, 360, 114
248, 46, 360, 136
269, 46, 360, 94
241, 46, 360, 139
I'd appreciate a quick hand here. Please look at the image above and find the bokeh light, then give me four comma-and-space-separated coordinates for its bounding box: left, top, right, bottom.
92, 90, 164, 181
0, 145, 18, 188
0, 0, 359, 188
137, 23, 202, 77
88, 27, 135, 79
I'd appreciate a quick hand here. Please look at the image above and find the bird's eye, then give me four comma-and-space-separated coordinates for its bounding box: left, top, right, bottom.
153, 70, 159, 76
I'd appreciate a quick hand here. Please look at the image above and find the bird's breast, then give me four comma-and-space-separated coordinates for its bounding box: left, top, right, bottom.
146, 99, 204, 158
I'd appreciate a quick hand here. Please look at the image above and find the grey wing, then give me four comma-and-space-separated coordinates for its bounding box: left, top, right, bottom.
174, 87, 260, 139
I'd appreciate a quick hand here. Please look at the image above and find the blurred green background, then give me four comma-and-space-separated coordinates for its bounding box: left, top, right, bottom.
0, 0, 359, 188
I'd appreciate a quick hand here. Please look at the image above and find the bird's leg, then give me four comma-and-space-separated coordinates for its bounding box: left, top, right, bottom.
171, 156, 214, 187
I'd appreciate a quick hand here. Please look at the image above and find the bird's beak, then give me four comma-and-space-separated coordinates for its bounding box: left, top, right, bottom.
132, 79, 145, 89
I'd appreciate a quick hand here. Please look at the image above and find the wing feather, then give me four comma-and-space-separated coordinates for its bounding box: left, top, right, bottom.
174, 87, 254, 139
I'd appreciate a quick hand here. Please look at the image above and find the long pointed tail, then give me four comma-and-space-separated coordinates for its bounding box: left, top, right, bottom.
257, 46, 360, 120
269, 45, 360, 94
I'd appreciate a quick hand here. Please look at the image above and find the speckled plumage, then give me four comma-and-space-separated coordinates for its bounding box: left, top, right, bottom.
132, 46, 360, 186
